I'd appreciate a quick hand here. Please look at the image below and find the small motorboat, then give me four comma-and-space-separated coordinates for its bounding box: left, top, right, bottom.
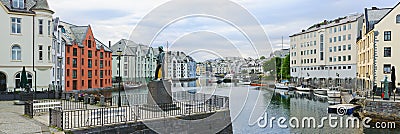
327, 87, 341, 98
313, 88, 329, 95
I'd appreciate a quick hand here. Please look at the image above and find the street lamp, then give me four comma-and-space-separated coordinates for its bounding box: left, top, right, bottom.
57, 57, 63, 99
117, 48, 122, 107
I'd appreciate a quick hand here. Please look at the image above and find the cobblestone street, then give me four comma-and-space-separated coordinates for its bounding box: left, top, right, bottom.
0, 101, 51, 134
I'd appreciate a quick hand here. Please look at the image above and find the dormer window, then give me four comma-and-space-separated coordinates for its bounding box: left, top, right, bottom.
12, 0, 24, 9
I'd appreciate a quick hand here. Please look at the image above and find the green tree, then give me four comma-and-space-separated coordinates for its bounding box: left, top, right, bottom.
260, 56, 266, 60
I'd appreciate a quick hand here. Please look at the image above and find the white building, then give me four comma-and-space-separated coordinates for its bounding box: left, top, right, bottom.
111, 39, 157, 83
50, 17, 65, 91
290, 14, 363, 88
0, 0, 54, 92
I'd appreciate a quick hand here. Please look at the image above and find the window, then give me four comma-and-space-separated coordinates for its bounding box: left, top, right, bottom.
334, 56, 337, 62
343, 35, 346, 41
348, 34, 351, 40
82, 69, 84, 76
384, 47, 391, 57
329, 47, 332, 52
11, 17, 21, 34
67, 57, 70, 65
73, 48, 77, 56
38, 19, 43, 34
12, 0, 24, 9
343, 25, 346, 31
48, 20, 51, 35
384, 31, 391, 41
12, 45, 21, 60
334, 37, 337, 42
320, 52, 324, 60
338, 46, 341, 51
338, 36, 341, 41
47, 46, 51, 60
329, 38, 332, 43
334, 27, 337, 33
73, 80, 77, 90
329, 57, 332, 62
100, 52, 104, 59
343, 45, 346, 51
87, 40, 92, 48
72, 70, 77, 79
100, 70, 104, 78
38, 45, 43, 60
88, 80, 92, 88
66, 69, 69, 77
15, 72, 32, 88
100, 60, 104, 68
88, 50, 92, 58
334, 46, 337, 52
397, 15, 400, 23
88, 59, 92, 68
348, 24, 351, 30
329, 28, 332, 33
348, 44, 351, 50
88, 70, 92, 78
338, 56, 341, 61
72, 58, 77, 68
348, 55, 351, 61
343, 56, 346, 61
81, 58, 84, 65
384, 64, 391, 74
82, 80, 84, 87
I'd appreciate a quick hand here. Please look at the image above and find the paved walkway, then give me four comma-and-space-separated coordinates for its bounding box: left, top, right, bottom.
0, 101, 55, 134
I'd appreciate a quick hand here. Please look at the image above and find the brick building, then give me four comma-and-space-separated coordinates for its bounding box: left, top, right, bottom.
60, 21, 112, 91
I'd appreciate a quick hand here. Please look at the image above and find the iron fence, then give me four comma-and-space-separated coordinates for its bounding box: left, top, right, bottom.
50, 95, 229, 131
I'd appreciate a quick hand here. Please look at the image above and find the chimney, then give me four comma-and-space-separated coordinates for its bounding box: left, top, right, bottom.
108, 41, 111, 48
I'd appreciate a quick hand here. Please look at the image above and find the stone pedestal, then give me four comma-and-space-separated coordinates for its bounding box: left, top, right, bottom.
145, 80, 179, 111
147, 80, 172, 105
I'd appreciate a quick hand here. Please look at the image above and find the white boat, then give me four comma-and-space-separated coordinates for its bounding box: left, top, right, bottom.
313, 93, 328, 99
313, 88, 328, 95
296, 90, 311, 95
296, 86, 311, 92
124, 83, 142, 89
327, 97, 341, 105
327, 87, 341, 98
275, 83, 289, 90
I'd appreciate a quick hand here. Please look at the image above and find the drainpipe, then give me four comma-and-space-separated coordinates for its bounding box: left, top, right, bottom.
33, 16, 37, 93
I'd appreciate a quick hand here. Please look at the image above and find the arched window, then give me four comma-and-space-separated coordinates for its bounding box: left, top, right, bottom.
396, 14, 400, 23
15, 72, 32, 88
12, 45, 21, 60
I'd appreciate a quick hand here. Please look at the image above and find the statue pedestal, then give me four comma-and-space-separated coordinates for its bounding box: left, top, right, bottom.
144, 80, 179, 111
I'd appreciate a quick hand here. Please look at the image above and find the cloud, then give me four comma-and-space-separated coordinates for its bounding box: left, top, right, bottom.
48, 0, 400, 60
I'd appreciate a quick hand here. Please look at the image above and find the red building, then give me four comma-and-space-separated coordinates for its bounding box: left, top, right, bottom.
60, 21, 112, 91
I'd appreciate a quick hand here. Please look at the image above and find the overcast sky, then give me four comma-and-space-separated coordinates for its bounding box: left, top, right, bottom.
48, 0, 399, 62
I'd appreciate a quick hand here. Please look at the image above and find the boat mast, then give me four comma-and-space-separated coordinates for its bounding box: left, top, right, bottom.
281, 36, 283, 82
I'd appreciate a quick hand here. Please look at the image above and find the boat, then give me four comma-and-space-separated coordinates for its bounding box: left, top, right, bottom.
327, 104, 361, 115
223, 74, 234, 83
124, 83, 142, 89
295, 86, 311, 92
327, 97, 341, 105
275, 80, 289, 90
240, 78, 251, 85
250, 80, 267, 87
327, 87, 341, 98
313, 88, 329, 95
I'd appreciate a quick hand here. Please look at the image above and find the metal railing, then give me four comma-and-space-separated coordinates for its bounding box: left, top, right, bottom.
50, 94, 229, 130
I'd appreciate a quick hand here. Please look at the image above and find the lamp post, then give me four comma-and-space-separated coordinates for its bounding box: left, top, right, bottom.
117, 48, 122, 107
57, 57, 62, 99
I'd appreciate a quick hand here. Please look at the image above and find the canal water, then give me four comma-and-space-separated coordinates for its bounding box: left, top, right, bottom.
116, 78, 400, 133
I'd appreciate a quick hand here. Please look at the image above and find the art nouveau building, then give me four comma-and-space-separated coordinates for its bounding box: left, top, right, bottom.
290, 14, 363, 88
111, 39, 157, 83
357, 4, 400, 91
0, 0, 54, 91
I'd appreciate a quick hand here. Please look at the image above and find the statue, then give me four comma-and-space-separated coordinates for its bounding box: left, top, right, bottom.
154, 46, 165, 80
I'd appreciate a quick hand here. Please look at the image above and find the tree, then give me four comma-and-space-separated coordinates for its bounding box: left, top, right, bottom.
260, 56, 266, 60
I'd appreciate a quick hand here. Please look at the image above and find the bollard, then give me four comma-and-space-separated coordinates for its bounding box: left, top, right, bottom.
90, 94, 95, 105
84, 94, 89, 104
100, 95, 105, 106
74, 93, 79, 102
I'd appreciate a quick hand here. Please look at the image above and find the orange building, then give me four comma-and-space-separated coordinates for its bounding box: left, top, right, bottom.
60, 21, 112, 91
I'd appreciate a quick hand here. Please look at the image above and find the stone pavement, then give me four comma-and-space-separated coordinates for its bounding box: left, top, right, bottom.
0, 101, 57, 134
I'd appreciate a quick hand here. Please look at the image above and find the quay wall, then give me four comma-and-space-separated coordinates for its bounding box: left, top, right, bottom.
363, 100, 400, 124
70, 110, 232, 134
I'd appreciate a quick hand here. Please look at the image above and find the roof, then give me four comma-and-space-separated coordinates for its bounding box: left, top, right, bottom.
365, 7, 393, 32
0, 0, 53, 14
70, 26, 89, 47
95, 38, 112, 52
290, 14, 363, 37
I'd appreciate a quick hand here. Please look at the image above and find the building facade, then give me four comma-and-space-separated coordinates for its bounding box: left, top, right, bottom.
290, 14, 363, 88
111, 39, 157, 83
61, 21, 113, 91
357, 4, 400, 92
0, 0, 54, 92
51, 17, 65, 92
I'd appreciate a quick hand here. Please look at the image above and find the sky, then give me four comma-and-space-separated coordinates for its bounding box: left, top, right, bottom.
48, 0, 399, 62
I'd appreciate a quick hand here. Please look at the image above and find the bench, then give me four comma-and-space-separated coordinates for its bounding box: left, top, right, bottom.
33, 101, 62, 115
85, 108, 127, 125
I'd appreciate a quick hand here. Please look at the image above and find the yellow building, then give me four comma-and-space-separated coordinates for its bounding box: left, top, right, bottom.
357, 3, 400, 94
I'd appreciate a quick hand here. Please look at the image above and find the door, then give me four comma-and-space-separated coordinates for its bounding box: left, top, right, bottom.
0, 72, 6, 91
